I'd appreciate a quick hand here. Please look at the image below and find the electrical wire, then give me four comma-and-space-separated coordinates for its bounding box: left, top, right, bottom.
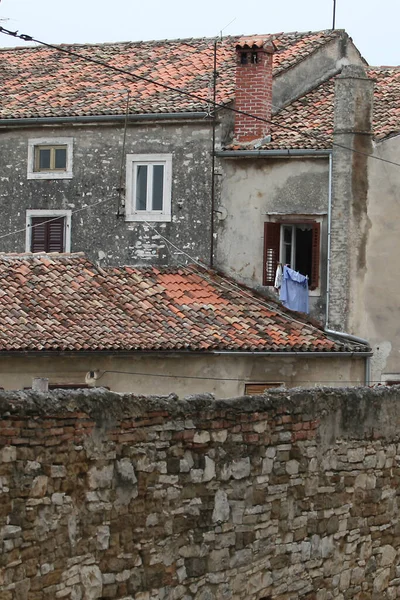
142, 219, 370, 345
0, 194, 118, 242
1, 26, 400, 169
93, 369, 390, 385
0, 27, 381, 350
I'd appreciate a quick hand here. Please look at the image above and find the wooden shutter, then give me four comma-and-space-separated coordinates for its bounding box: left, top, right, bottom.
245, 383, 283, 395
31, 217, 65, 253
263, 222, 281, 286
310, 222, 320, 290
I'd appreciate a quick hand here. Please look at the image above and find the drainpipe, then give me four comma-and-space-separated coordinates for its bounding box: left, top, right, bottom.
325, 152, 333, 329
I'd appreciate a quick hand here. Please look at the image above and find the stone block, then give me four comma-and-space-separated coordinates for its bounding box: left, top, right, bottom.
81, 565, 103, 600
0, 446, 17, 463
231, 457, 251, 480
185, 557, 207, 578
193, 431, 210, 444
212, 490, 230, 523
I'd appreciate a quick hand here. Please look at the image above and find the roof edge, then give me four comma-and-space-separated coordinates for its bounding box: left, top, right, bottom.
0, 112, 211, 128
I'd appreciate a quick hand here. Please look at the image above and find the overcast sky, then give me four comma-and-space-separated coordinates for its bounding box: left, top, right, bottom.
0, 0, 398, 66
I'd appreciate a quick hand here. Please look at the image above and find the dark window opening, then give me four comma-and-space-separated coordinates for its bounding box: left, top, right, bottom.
251, 51, 259, 64
240, 52, 248, 65
263, 221, 320, 290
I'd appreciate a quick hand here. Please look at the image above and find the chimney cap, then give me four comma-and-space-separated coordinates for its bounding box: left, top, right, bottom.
236, 36, 275, 53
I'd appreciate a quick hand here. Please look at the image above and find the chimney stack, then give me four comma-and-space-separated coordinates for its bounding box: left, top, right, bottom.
234, 38, 275, 143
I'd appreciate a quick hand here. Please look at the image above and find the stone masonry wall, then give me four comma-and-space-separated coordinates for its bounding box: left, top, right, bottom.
1, 387, 400, 600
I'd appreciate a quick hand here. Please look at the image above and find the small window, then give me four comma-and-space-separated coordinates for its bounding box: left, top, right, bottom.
244, 383, 284, 395
34, 145, 67, 172
28, 138, 73, 179
125, 154, 172, 222
26, 210, 72, 253
263, 220, 321, 290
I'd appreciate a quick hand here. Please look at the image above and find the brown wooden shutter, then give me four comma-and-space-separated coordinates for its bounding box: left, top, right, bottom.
31, 217, 65, 253
263, 222, 281, 286
244, 382, 284, 395
310, 221, 320, 290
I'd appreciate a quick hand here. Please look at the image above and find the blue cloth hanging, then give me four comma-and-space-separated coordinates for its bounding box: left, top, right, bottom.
279, 265, 309, 313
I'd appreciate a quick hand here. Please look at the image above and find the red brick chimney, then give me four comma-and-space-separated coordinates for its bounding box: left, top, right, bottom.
234, 38, 275, 143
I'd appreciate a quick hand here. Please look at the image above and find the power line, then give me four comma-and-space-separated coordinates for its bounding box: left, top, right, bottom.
139, 222, 369, 347
0, 194, 116, 242
1, 26, 400, 169
94, 369, 388, 385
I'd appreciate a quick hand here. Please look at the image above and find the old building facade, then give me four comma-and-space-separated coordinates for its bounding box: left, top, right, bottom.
0, 29, 399, 385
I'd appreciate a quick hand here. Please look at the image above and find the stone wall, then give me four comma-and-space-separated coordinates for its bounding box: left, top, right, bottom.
1, 386, 400, 600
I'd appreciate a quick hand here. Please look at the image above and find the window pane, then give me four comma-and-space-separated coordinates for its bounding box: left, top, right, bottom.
39, 149, 51, 170
135, 165, 148, 211
152, 165, 164, 211
282, 225, 292, 266
55, 148, 67, 169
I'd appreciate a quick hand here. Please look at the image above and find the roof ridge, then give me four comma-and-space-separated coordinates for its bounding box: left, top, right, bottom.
0, 29, 347, 53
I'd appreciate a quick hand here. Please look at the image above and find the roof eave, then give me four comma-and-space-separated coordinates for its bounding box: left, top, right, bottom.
0, 349, 372, 357
0, 112, 211, 128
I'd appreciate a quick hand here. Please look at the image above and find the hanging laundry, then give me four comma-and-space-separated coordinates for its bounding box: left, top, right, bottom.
279, 265, 309, 313
274, 263, 283, 289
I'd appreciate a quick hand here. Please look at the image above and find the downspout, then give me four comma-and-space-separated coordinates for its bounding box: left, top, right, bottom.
325, 152, 333, 330
324, 152, 371, 385
210, 40, 217, 268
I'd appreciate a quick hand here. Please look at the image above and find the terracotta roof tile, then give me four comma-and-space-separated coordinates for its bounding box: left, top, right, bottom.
0, 30, 346, 119
0, 253, 369, 354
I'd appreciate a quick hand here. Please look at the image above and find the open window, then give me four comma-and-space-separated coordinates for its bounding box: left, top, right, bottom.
263, 220, 320, 290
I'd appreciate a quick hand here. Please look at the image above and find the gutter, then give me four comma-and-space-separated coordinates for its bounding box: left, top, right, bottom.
0, 349, 372, 358
0, 112, 210, 128
216, 149, 332, 158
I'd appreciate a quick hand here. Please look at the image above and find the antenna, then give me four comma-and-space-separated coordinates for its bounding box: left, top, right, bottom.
219, 17, 236, 40
332, 0, 337, 29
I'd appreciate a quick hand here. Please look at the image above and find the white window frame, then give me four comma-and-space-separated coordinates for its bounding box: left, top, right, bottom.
27, 137, 73, 180
125, 154, 172, 222
25, 209, 72, 252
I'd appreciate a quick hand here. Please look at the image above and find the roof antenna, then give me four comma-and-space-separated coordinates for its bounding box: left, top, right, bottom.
219, 17, 236, 40
332, 0, 337, 29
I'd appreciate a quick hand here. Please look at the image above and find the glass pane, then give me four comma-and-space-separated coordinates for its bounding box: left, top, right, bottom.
152, 165, 164, 211
55, 148, 67, 169
39, 149, 51, 170
282, 226, 292, 266
135, 165, 148, 211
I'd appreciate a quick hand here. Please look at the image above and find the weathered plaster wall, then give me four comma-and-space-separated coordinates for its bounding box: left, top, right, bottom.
272, 34, 365, 111
0, 353, 365, 395
1, 386, 400, 600
0, 120, 214, 266
215, 156, 329, 322
328, 66, 374, 334
352, 134, 400, 383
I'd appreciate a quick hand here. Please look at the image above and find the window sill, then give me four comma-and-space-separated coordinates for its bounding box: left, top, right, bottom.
27, 171, 73, 180
125, 213, 172, 223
